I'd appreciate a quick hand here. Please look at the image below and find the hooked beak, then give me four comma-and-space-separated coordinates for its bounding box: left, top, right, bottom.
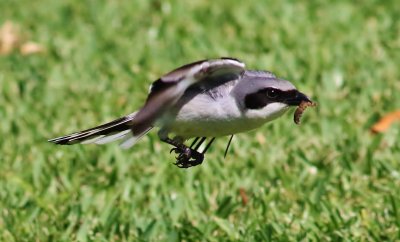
285, 91, 312, 106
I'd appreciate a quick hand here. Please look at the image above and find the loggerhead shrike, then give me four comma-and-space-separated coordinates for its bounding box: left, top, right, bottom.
49, 58, 314, 168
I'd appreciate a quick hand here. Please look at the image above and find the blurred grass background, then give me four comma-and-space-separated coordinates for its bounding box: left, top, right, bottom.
1, 0, 400, 240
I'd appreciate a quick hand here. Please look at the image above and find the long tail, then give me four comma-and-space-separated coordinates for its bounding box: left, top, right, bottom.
48, 112, 152, 149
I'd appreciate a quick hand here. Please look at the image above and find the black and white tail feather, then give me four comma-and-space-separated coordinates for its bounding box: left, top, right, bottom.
48, 112, 152, 149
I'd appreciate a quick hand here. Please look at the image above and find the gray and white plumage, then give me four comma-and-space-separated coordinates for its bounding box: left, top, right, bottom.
49, 57, 311, 163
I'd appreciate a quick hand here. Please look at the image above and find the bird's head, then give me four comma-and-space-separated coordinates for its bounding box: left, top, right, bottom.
236, 71, 312, 122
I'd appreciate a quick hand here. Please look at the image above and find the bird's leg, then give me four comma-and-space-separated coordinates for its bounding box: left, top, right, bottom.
189, 137, 200, 148
193, 137, 206, 151
177, 137, 216, 168
201, 137, 215, 154
161, 137, 203, 168
164, 137, 191, 158
183, 138, 215, 166
181, 137, 208, 167
161, 135, 217, 168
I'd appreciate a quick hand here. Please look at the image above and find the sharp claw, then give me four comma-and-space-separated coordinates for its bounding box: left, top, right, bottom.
175, 155, 191, 168
174, 160, 189, 168
174, 154, 204, 169
169, 144, 205, 168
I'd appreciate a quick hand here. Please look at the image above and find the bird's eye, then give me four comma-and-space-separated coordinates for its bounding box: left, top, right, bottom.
266, 88, 278, 99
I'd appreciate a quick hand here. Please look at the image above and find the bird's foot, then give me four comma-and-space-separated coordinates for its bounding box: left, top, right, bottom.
170, 146, 204, 168
163, 137, 207, 168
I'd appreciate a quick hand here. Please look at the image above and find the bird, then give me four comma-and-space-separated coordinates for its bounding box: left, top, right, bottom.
49, 57, 313, 168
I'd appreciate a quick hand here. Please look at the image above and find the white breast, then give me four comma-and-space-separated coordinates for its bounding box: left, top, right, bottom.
163, 93, 289, 138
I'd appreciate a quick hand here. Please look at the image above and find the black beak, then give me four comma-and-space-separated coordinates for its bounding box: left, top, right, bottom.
285, 91, 312, 106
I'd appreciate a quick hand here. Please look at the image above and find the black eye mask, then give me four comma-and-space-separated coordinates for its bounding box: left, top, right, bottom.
244, 88, 298, 109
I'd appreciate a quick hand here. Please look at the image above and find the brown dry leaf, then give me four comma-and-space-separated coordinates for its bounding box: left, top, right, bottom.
0, 21, 21, 55
20, 41, 45, 55
371, 111, 400, 134
238, 188, 248, 206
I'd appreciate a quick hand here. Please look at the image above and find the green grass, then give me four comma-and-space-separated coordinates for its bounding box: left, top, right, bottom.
1, 0, 400, 240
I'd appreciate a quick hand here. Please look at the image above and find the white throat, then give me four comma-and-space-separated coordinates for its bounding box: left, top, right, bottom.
244, 102, 290, 122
